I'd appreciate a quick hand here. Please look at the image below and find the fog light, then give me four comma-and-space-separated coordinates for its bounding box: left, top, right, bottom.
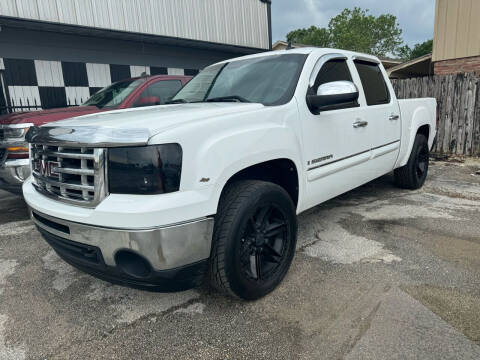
115, 250, 152, 279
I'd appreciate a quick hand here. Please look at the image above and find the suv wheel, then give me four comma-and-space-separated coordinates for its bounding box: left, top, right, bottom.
209, 180, 297, 300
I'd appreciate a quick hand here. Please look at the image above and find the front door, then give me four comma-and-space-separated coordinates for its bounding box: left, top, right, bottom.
299, 55, 374, 210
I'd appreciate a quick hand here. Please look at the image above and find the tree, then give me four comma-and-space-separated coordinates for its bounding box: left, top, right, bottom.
328, 8, 403, 57
396, 39, 433, 61
286, 7, 403, 57
286, 26, 330, 47
410, 39, 433, 59
396, 44, 413, 61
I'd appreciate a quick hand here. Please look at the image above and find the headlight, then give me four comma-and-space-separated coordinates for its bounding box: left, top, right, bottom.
3, 126, 30, 159
4, 127, 29, 139
108, 144, 182, 195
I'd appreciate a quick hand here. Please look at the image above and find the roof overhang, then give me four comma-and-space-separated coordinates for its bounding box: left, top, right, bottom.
272, 41, 310, 51
388, 53, 433, 78
379, 58, 402, 69
0, 15, 266, 55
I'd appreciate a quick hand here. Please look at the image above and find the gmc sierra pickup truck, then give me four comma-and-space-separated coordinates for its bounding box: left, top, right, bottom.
0, 75, 191, 193
24, 48, 436, 300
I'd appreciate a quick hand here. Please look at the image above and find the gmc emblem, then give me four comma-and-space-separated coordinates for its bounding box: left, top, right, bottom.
35, 160, 60, 178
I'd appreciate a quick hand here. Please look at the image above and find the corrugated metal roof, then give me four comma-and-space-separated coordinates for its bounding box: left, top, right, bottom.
0, 0, 270, 50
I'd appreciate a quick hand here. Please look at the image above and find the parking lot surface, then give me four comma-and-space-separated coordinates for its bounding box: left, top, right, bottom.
1, 160, 479, 359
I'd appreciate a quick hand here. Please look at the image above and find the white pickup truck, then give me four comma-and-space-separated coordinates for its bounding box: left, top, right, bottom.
24, 48, 436, 300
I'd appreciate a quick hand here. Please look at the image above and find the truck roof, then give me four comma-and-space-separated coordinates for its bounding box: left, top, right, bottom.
212, 47, 381, 67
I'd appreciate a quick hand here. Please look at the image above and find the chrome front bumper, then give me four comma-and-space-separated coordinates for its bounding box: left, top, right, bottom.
0, 158, 31, 192
31, 209, 214, 272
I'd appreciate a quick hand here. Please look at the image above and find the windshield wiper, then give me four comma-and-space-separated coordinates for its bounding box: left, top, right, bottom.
205, 95, 251, 103
166, 98, 189, 104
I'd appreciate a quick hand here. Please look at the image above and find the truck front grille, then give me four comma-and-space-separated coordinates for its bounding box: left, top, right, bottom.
30, 144, 107, 207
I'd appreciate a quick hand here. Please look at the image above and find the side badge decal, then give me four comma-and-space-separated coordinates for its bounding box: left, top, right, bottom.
308, 154, 333, 166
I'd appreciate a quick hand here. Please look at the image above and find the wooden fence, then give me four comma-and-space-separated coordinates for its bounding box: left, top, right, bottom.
391, 73, 480, 157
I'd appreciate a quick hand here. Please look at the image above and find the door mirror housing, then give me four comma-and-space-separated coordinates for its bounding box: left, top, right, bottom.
307, 81, 359, 113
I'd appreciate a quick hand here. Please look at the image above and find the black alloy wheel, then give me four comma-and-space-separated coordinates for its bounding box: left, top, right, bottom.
209, 180, 297, 300
239, 204, 289, 282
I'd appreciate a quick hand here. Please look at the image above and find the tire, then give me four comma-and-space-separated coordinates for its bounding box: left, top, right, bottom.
209, 180, 297, 300
394, 134, 429, 189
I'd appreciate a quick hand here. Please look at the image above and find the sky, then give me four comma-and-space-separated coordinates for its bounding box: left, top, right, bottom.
271, 0, 435, 48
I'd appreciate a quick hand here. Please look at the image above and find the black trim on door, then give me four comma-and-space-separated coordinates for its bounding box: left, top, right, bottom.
307, 140, 400, 171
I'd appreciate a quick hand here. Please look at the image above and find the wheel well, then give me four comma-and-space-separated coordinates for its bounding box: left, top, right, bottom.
417, 124, 429, 141
222, 159, 299, 206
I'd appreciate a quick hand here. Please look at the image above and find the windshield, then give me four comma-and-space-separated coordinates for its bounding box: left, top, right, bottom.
83, 79, 145, 109
171, 54, 307, 106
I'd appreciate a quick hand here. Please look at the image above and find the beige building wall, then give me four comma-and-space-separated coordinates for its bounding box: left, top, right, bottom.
433, 0, 480, 62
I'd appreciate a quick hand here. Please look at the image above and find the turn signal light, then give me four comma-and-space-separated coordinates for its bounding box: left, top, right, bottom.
7, 146, 29, 159
7, 146, 29, 152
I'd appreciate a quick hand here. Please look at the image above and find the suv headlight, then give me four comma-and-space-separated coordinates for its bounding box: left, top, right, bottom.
108, 144, 182, 195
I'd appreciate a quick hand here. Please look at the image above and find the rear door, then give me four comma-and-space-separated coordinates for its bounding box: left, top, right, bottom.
352, 59, 401, 169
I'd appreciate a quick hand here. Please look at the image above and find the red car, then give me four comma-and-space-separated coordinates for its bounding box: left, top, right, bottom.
0, 75, 191, 193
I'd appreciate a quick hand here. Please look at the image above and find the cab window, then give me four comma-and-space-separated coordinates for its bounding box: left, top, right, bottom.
354, 61, 390, 106
311, 59, 352, 94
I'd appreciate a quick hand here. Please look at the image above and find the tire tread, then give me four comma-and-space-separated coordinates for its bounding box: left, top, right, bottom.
209, 180, 293, 299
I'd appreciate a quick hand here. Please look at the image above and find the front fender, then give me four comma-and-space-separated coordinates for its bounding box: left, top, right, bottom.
197, 125, 304, 213
148, 101, 304, 216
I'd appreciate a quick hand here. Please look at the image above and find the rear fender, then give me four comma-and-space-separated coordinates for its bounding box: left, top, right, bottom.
396, 105, 435, 168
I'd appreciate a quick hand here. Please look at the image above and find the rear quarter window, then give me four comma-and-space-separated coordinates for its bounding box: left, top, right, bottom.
354, 61, 390, 106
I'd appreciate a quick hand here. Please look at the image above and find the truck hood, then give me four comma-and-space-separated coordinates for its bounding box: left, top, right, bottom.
0, 106, 103, 126
48, 103, 265, 135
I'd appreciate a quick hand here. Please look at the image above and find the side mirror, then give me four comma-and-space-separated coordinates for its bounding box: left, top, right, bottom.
306, 81, 359, 113
135, 96, 161, 107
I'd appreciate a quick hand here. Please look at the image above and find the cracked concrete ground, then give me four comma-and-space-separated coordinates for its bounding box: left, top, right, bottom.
0, 160, 479, 359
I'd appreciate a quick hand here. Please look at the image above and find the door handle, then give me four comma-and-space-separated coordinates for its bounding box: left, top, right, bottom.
353, 120, 368, 128
389, 114, 400, 121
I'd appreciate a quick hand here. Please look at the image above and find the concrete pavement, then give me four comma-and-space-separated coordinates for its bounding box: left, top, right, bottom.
0, 160, 479, 359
